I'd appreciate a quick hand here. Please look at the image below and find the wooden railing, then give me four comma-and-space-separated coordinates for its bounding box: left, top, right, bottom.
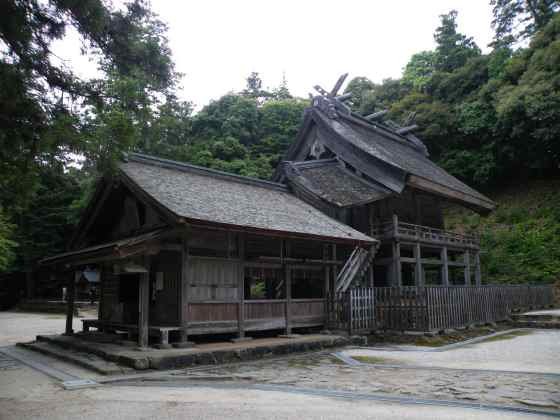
374, 285, 554, 332
372, 219, 479, 248
335, 247, 372, 292
187, 298, 326, 334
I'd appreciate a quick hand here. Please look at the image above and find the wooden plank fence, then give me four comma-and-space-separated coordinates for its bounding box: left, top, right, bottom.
327, 288, 375, 334
374, 285, 554, 332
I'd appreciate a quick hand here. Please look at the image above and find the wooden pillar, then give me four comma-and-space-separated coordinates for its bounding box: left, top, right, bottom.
65, 272, 75, 335
237, 233, 246, 338
179, 234, 190, 343
392, 240, 402, 287
392, 214, 402, 287
138, 261, 150, 348
464, 249, 471, 285
414, 242, 423, 287
474, 251, 482, 286
441, 247, 449, 286
323, 245, 330, 295
331, 244, 338, 295
284, 240, 292, 335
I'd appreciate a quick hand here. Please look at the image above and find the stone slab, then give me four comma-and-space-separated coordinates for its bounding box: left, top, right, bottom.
27, 334, 360, 372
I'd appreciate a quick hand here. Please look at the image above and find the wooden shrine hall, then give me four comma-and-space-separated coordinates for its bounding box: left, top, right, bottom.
42, 75, 554, 346
42, 153, 376, 348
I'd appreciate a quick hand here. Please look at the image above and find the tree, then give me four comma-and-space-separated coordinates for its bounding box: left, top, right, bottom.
0, 0, 179, 273
402, 51, 437, 91
434, 10, 481, 72
491, 0, 560, 47
241, 72, 271, 103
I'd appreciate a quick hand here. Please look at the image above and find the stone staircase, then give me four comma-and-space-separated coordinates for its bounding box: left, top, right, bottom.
18, 336, 134, 375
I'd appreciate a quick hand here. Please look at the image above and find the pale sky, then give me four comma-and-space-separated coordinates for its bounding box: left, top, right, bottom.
54, 0, 494, 110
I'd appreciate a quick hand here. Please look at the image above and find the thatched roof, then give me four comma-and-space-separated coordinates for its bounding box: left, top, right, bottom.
274, 106, 495, 213
119, 153, 375, 244
283, 159, 392, 208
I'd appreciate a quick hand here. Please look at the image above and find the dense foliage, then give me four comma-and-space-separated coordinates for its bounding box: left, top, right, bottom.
0, 1, 558, 289
447, 180, 560, 284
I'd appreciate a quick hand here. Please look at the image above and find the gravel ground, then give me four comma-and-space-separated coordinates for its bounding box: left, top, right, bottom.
343, 329, 560, 374
0, 311, 82, 346
191, 330, 560, 414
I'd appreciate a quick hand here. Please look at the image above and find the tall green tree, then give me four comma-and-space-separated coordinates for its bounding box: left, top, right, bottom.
491, 0, 560, 46
433, 10, 481, 72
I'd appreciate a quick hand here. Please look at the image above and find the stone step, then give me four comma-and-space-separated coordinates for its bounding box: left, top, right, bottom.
19, 341, 133, 376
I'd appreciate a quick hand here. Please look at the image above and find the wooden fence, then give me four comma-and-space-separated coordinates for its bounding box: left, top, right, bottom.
327, 288, 375, 334
374, 285, 555, 332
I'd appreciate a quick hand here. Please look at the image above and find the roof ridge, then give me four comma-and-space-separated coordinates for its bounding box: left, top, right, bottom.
125, 153, 289, 192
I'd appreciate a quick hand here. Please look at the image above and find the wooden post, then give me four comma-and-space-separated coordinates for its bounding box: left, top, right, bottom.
392, 241, 402, 287
284, 240, 292, 334
323, 245, 330, 296
474, 251, 482, 286
414, 242, 423, 287
237, 233, 246, 338
441, 247, 449, 286
464, 249, 471, 285
65, 272, 75, 335
331, 244, 337, 295
392, 214, 402, 287
138, 263, 150, 348
179, 233, 189, 343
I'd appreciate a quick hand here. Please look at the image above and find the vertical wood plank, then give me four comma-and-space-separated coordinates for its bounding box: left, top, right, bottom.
65, 272, 75, 335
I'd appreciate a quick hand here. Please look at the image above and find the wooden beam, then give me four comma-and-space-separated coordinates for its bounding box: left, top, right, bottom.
330, 73, 348, 97
365, 110, 388, 121
396, 124, 418, 135
441, 247, 449, 286
65, 273, 75, 335
138, 260, 150, 348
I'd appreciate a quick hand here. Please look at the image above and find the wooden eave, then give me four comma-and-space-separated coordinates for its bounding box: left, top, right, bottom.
41, 227, 173, 267
407, 175, 496, 214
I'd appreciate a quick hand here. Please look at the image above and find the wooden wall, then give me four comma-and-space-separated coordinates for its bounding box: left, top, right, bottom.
370, 188, 444, 229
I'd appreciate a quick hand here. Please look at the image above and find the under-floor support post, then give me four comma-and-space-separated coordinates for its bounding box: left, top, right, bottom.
474, 251, 482, 286
392, 241, 402, 287
464, 249, 471, 285
414, 242, 423, 287
441, 247, 449, 286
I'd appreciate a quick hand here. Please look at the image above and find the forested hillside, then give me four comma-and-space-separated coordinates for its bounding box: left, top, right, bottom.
0, 0, 559, 286
446, 179, 560, 284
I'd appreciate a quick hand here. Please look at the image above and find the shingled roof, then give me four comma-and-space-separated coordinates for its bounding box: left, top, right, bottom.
283, 159, 392, 208
119, 153, 375, 244
275, 104, 495, 213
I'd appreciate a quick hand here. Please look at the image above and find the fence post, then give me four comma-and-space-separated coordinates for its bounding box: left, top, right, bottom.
348, 291, 353, 335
